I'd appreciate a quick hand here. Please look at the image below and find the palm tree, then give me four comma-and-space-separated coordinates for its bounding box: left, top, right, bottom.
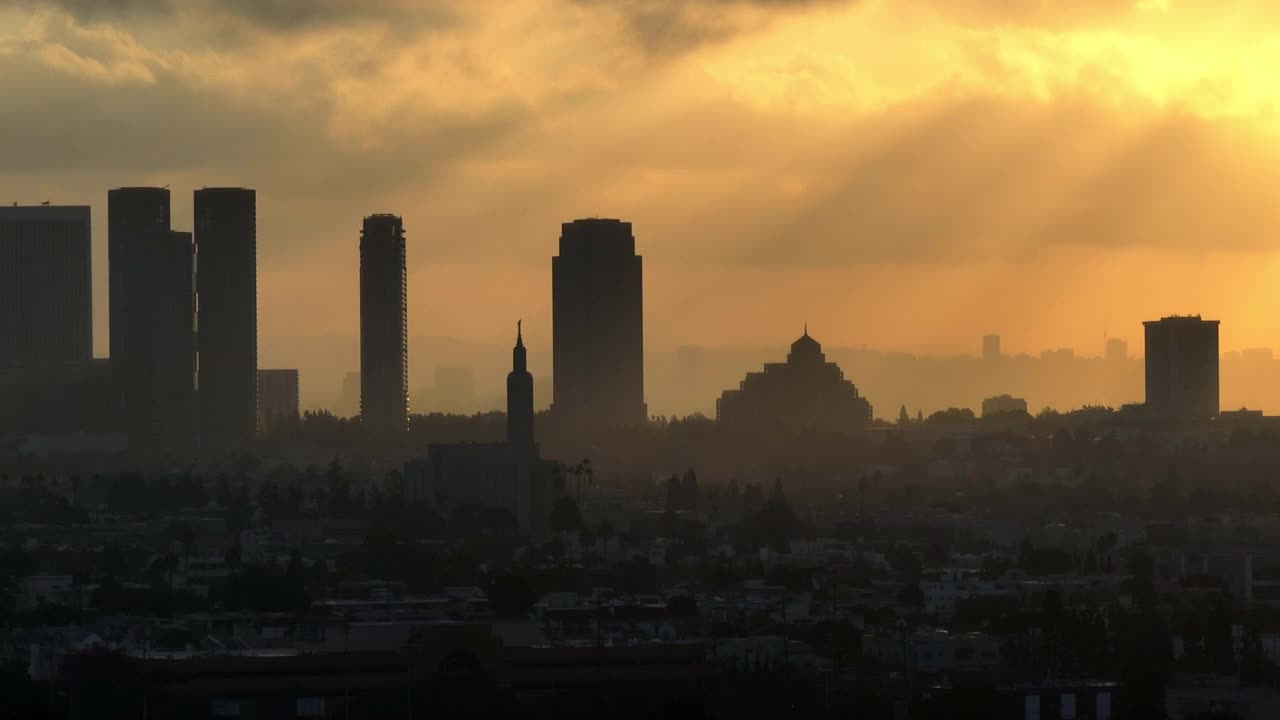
177, 525, 195, 578
596, 520, 615, 560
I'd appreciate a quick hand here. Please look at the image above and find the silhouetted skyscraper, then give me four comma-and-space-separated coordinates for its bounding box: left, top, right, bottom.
1144, 315, 1219, 421
109, 188, 196, 448
359, 214, 408, 433
195, 187, 257, 447
257, 368, 299, 436
551, 218, 646, 428
982, 334, 1001, 361
507, 322, 534, 452
1106, 337, 1128, 362
0, 205, 92, 368
108, 187, 170, 360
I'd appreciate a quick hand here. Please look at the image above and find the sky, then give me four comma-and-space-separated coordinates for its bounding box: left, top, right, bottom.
4, 0, 1280, 410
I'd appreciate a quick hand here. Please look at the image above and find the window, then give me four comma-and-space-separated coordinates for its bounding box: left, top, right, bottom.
296, 697, 325, 717
210, 699, 240, 717
1096, 691, 1111, 720
1024, 694, 1040, 720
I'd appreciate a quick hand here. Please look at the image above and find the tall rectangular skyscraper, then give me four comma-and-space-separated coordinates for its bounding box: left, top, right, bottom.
108, 188, 196, 448
195, 187, 257, 447
982, 334, 1001, 362
257, 368, 299, 436
551, 218, 646, 429
109, 187, 170, 363
1144, 315, 1219, 421
0, 205, 92, 367
359, 214, 408, 433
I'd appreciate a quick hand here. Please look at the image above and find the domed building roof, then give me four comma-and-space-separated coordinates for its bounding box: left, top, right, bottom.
789, 325, 822, 360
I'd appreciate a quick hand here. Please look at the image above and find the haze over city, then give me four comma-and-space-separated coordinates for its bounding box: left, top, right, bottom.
15, 3, 1280, 720
6, 0, 1280, 413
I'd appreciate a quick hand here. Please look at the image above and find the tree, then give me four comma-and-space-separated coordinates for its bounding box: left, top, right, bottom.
176, 524, 196, 577
897, 582, 924, 608
578, 528, 597, 555
596, 520, 616, 559
926, 408, 976, 424
487, 571, 534, 617
666, 594, 699, 618
898, 405, 911, 426
549, 496, 583, 536
101, 544, 128, 585
681, 468, 699, 516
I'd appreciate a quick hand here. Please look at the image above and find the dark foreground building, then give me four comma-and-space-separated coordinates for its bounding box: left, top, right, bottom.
359, 214, 408, 433
108, 187, 196, 449
59, 623, 715, 720
551, 218, 646, 429
405, 325, 563, 537
0, 204, 93, 368
717, 330, 872, 433
257, 368, 300, 436
1144, 315, 1219, 421
195, 187, 257, 448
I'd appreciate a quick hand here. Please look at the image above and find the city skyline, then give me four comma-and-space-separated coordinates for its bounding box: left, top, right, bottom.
9, 5, 1280, 718
6, 2, 1280, 396
15, 186, 1280, 423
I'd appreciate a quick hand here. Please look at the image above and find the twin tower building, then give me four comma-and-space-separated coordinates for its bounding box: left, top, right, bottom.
108, 186, 257, 449
361, 215, 647, 436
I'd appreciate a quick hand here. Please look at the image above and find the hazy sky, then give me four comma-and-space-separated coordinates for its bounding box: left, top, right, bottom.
4, 0, 1280, 408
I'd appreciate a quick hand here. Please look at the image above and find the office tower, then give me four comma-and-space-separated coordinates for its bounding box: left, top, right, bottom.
982, 335, 1001, 361
1144, 315, 1219, 421
108, 187, 170, 362
982, 394, 1028, 417
359, 214, 408, 433
0, 360, 115, 436
257, 369, 299, 436
1106, 338, 1128, 362
507, 322, 534, 452
108, 188, 196, 448
551, 218, 646, 428
195, 188, 257, 447
0, 205, 92, 367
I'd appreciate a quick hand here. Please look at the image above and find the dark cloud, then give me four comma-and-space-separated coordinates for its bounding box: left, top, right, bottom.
573, 0, 851, 55
5, 0, 170, 21
0, 34, 528, 201
12, 0, 456, 34
204, 0, 456, 32
9, 0, 173, 21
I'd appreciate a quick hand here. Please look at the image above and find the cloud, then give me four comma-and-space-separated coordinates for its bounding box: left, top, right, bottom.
10, 0, 174, 22
10, 0, 460, 42
571, 0, 850, 55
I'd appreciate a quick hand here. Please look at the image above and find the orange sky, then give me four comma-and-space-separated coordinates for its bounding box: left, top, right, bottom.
3, 0, 1280, 408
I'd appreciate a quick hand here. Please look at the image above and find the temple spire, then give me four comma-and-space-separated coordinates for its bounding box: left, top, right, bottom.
508, 319, 534, 452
